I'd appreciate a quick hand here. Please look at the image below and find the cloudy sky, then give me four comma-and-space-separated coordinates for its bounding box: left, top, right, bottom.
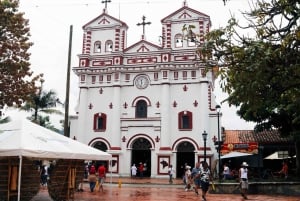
18, 0, 255, 129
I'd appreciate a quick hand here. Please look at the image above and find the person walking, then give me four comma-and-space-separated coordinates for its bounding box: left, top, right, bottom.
88, 162, 97, 192
184, 165, 192, 191
97, 163, 106, 192
168, 164, 175, 184
223, 163, 231, 180
200, 161, 212, 201
40, 165, 49, 188
278, 161, 288, 179
191, 162, 201, 195
239, 162, 249, 199
131, 164, 137, 178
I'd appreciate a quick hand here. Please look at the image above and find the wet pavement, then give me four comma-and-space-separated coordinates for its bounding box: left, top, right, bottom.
31, 177, 300, 201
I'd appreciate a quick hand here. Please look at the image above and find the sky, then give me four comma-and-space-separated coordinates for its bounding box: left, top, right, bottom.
18, 0, 256, 130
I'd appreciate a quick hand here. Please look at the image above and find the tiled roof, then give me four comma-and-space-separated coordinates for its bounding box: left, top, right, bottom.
253, 130, 291, 144
224, 130, 253, 144
224, 130, 292, 144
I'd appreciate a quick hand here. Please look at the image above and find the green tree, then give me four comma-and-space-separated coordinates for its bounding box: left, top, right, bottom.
22, 80, 63, 129
198, 0, 300, 176
0, 0, 40, 108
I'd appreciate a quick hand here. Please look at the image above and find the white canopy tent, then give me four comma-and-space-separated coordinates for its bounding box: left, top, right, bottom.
264, 151, 290, 160
221, 151, 253, 159
0, 117, 112, 201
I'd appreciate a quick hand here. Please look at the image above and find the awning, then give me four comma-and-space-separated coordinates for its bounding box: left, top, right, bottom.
264, 151, 289, 160
220, 151, 253, 159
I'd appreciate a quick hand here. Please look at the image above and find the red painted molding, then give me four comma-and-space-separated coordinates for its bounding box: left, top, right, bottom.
159, 147, 172, 151
110, 147, 121, 150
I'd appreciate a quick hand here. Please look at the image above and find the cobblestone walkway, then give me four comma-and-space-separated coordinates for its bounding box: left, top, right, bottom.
30, 178, 300, 201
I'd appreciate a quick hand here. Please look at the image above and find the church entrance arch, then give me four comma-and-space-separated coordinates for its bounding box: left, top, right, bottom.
91, 141, 108, 168
131, 137, 151, 177
176, 141, 195, 178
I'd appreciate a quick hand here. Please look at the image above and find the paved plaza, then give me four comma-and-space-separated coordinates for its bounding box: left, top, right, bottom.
30, 178, 300, 201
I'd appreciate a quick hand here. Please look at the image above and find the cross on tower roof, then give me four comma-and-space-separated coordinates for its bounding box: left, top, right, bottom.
101, 0, 111, 11
137, 16, 151, 37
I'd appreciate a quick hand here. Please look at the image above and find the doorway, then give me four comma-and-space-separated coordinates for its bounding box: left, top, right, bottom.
176, 141, 195, 178
131, 137, 151, 177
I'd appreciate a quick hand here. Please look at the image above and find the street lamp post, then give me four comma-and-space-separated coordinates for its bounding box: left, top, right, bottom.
202, 131, 208, 163
216, 105, 221, 181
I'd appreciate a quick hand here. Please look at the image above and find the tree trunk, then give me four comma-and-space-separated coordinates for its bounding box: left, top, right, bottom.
34, 106, 38, 121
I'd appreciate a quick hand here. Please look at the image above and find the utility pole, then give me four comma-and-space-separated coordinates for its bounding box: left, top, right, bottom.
64, 25, 72, 137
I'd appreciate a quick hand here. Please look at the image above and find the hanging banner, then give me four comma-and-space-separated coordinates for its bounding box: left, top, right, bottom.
221, 142, 258, 154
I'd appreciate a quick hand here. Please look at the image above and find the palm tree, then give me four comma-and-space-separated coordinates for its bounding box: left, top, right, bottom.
22, 88, 63, 126
35, 90, 61, 120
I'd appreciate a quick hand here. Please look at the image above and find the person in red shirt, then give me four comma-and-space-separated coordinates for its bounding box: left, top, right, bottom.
278, 161, 288, 179
88, 163, 97, 192
97, 164, 106, 192
139, 162, 144, 178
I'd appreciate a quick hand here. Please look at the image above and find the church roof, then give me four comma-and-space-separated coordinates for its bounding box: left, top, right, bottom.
161, 3, 211, 26
124, 39, 162, 53
82, 9, 128, 29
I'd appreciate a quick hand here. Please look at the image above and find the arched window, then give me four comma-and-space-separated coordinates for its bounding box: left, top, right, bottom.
93, 141, 108, 152
93, 113, 107, 131
94, 41, 101, 53
135, 100, 147, 118
178, 111, 193, 130
175, 34, 183, 47
105, 40, 113, 52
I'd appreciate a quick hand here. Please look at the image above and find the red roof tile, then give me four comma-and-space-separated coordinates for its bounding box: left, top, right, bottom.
224, 130, 292, 144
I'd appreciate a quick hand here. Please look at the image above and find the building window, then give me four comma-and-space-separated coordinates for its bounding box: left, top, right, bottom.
163, 71, 168, 79
114, 72, 119, 81
125, 74, 130, 81
93, 113, 107, 131
154, 72, 158, 81
178, 111, 193, 130
175, 34, 183, 47
99, 75, 103, 83
135, 100, 147, 118
94, 41, 101, 53
80, 75, 85, 82
174, 71, 178, 80
191, 70, 196, 78
105, 40, 113, 52
107, 75, 111, 82
92, 76, 96, 84
183, 71, 187, 80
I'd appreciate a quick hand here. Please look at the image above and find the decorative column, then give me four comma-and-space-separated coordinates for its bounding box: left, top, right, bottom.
111, 77, 121, 149
199, 80, 210, 134
76, 87, 89, 143
160, 78, 171, 150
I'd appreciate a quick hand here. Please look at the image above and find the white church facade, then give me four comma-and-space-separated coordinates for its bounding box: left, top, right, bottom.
70, 1, 221, 178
